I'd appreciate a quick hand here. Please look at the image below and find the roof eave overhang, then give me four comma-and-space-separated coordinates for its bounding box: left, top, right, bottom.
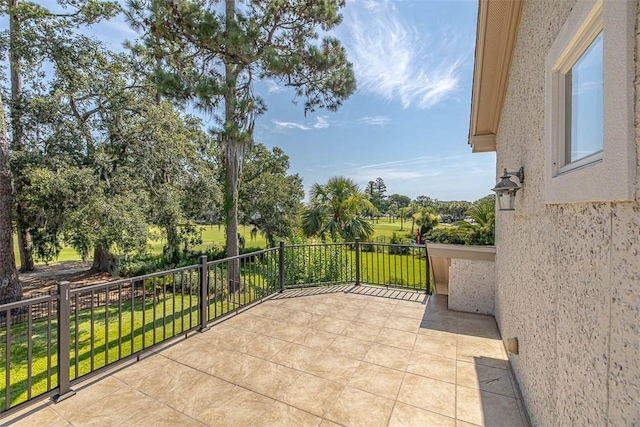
468, 0, 523, 153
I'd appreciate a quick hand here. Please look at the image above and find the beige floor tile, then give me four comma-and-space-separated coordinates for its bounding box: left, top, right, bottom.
294, 328, 338, 350
384, 315, 422, 333
122, 401, 206, 427
407, 351, 457, 383
234, 331, 290, 359
9, 406, 72, 427
417, 327, 458, 340
278, 373, 344, 417
328, 335, 372, 360
456, 338, 507, 369
193, 386, 274, 427
456, 386, 525, 427
375, 328, 417, 350
319, 420, 344, 427
249, 304, 291, 320
142, 370, 234, 418
195, 349, 260, 382
327, 306, 361, 321
275, 343, 359, 383
364, 301, 397, 315
364, 343, 412, 371
397, 373, 456, 418
458, 323, 501, 340
305, 302, 335, 316
424, 309, 459, 323
341, 321, 382, 342
347, 362, 405, 399
388, 401, 456, 427
283, 310, 319, 327
456, 361, 515, 397
265, 321, 309, 342
354, 310, 390, 327
274, 342, 324, 370
53, 385, 155, 426
456, 420, 482, 427
120, 358, 234, 416
254, 401, 322, 427
420, 319, 458, 334
239, 359, 301, 398
325, 386, 395, 427
392, 303, 427, 319
308, 316, 351, 335
413, 335, 457, 360
305, 351, 362, 384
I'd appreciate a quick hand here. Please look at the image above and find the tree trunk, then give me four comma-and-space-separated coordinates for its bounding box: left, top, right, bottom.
91, 243, 116, 273
0, 95, 22, 304
224, 0, 240, 293
165, 223, 180, 264
9, 0, 34, 272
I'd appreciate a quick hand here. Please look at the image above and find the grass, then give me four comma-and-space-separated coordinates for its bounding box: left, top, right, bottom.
13, 222, 413, 266
0, 268, 275, 412
13, 224, 269, 266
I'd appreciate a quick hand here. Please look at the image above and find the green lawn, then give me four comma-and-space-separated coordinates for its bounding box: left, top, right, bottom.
13, 222, 414, 266
0, 269, 274, 411
13, 224, 269, 266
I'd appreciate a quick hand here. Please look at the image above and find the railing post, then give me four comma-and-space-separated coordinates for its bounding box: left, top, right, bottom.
355, 239, 361, 286
425, 244, 431, 295
198, 256, 210, 332
278, 241, 285, 293
53, 281, 75, 403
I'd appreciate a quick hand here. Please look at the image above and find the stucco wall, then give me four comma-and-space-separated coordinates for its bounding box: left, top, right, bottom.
494, 0, 640, 425
448, 259, 495, 315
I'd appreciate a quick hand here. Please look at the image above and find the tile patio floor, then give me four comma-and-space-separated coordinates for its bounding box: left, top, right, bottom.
4, 286, 529, 427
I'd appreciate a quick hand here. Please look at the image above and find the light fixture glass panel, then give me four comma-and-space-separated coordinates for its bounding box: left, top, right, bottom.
496, 192, 515, 211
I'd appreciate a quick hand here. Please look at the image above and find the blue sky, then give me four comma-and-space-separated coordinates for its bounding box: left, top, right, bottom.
90, 0, 496, 202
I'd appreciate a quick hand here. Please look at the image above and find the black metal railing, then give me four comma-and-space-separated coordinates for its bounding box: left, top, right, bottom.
0, 241, 430, 416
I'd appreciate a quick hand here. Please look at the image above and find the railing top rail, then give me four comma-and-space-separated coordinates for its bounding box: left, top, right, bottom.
69, 264, 200, 295
285, 242, 351, 248
0, 294, 59, 311
361, 242, 427, 248
206, 247, 278, 266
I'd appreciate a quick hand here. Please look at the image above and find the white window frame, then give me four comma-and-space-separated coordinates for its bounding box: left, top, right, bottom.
544, 0, 636, 204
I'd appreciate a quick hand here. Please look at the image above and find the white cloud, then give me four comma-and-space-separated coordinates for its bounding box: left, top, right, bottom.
267, 80, 285, 93
341, 0, 467, 109
357, 116, 391, 126
273, 116, 329, 131
314, 116, 330, 129
274, 121, 310, 130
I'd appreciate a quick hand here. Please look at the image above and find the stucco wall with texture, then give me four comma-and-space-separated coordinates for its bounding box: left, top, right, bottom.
493, 0, 640, 425
448, 259, 495, 315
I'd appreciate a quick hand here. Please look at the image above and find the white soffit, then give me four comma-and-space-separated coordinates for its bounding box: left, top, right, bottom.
469, 0, 522, 153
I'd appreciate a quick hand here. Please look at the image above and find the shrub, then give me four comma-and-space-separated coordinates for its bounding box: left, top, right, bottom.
389, 232, 410, 255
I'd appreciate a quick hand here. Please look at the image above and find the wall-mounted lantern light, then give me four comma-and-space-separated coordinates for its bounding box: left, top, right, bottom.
491, 167, 524, 211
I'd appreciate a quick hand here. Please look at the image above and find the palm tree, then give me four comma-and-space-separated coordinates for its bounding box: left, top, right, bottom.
454, 198, 495, 245
302, 176, 374, 242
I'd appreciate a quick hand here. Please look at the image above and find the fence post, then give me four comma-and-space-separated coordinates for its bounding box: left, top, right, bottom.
53, 281, 75, 403
355, 239, 361, 286
198, 256, 210, 332
278, 241, 285, 293
425, 244, 431, 295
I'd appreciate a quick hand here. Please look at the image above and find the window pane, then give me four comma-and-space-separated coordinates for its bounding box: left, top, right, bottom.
567, 31, 603, 164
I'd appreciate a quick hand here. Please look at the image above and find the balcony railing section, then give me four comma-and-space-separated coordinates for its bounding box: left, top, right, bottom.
0, 241, 430, 416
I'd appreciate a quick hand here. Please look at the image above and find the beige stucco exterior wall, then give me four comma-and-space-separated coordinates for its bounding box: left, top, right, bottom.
493, 0, 640, 425
448, 259, 495, 315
